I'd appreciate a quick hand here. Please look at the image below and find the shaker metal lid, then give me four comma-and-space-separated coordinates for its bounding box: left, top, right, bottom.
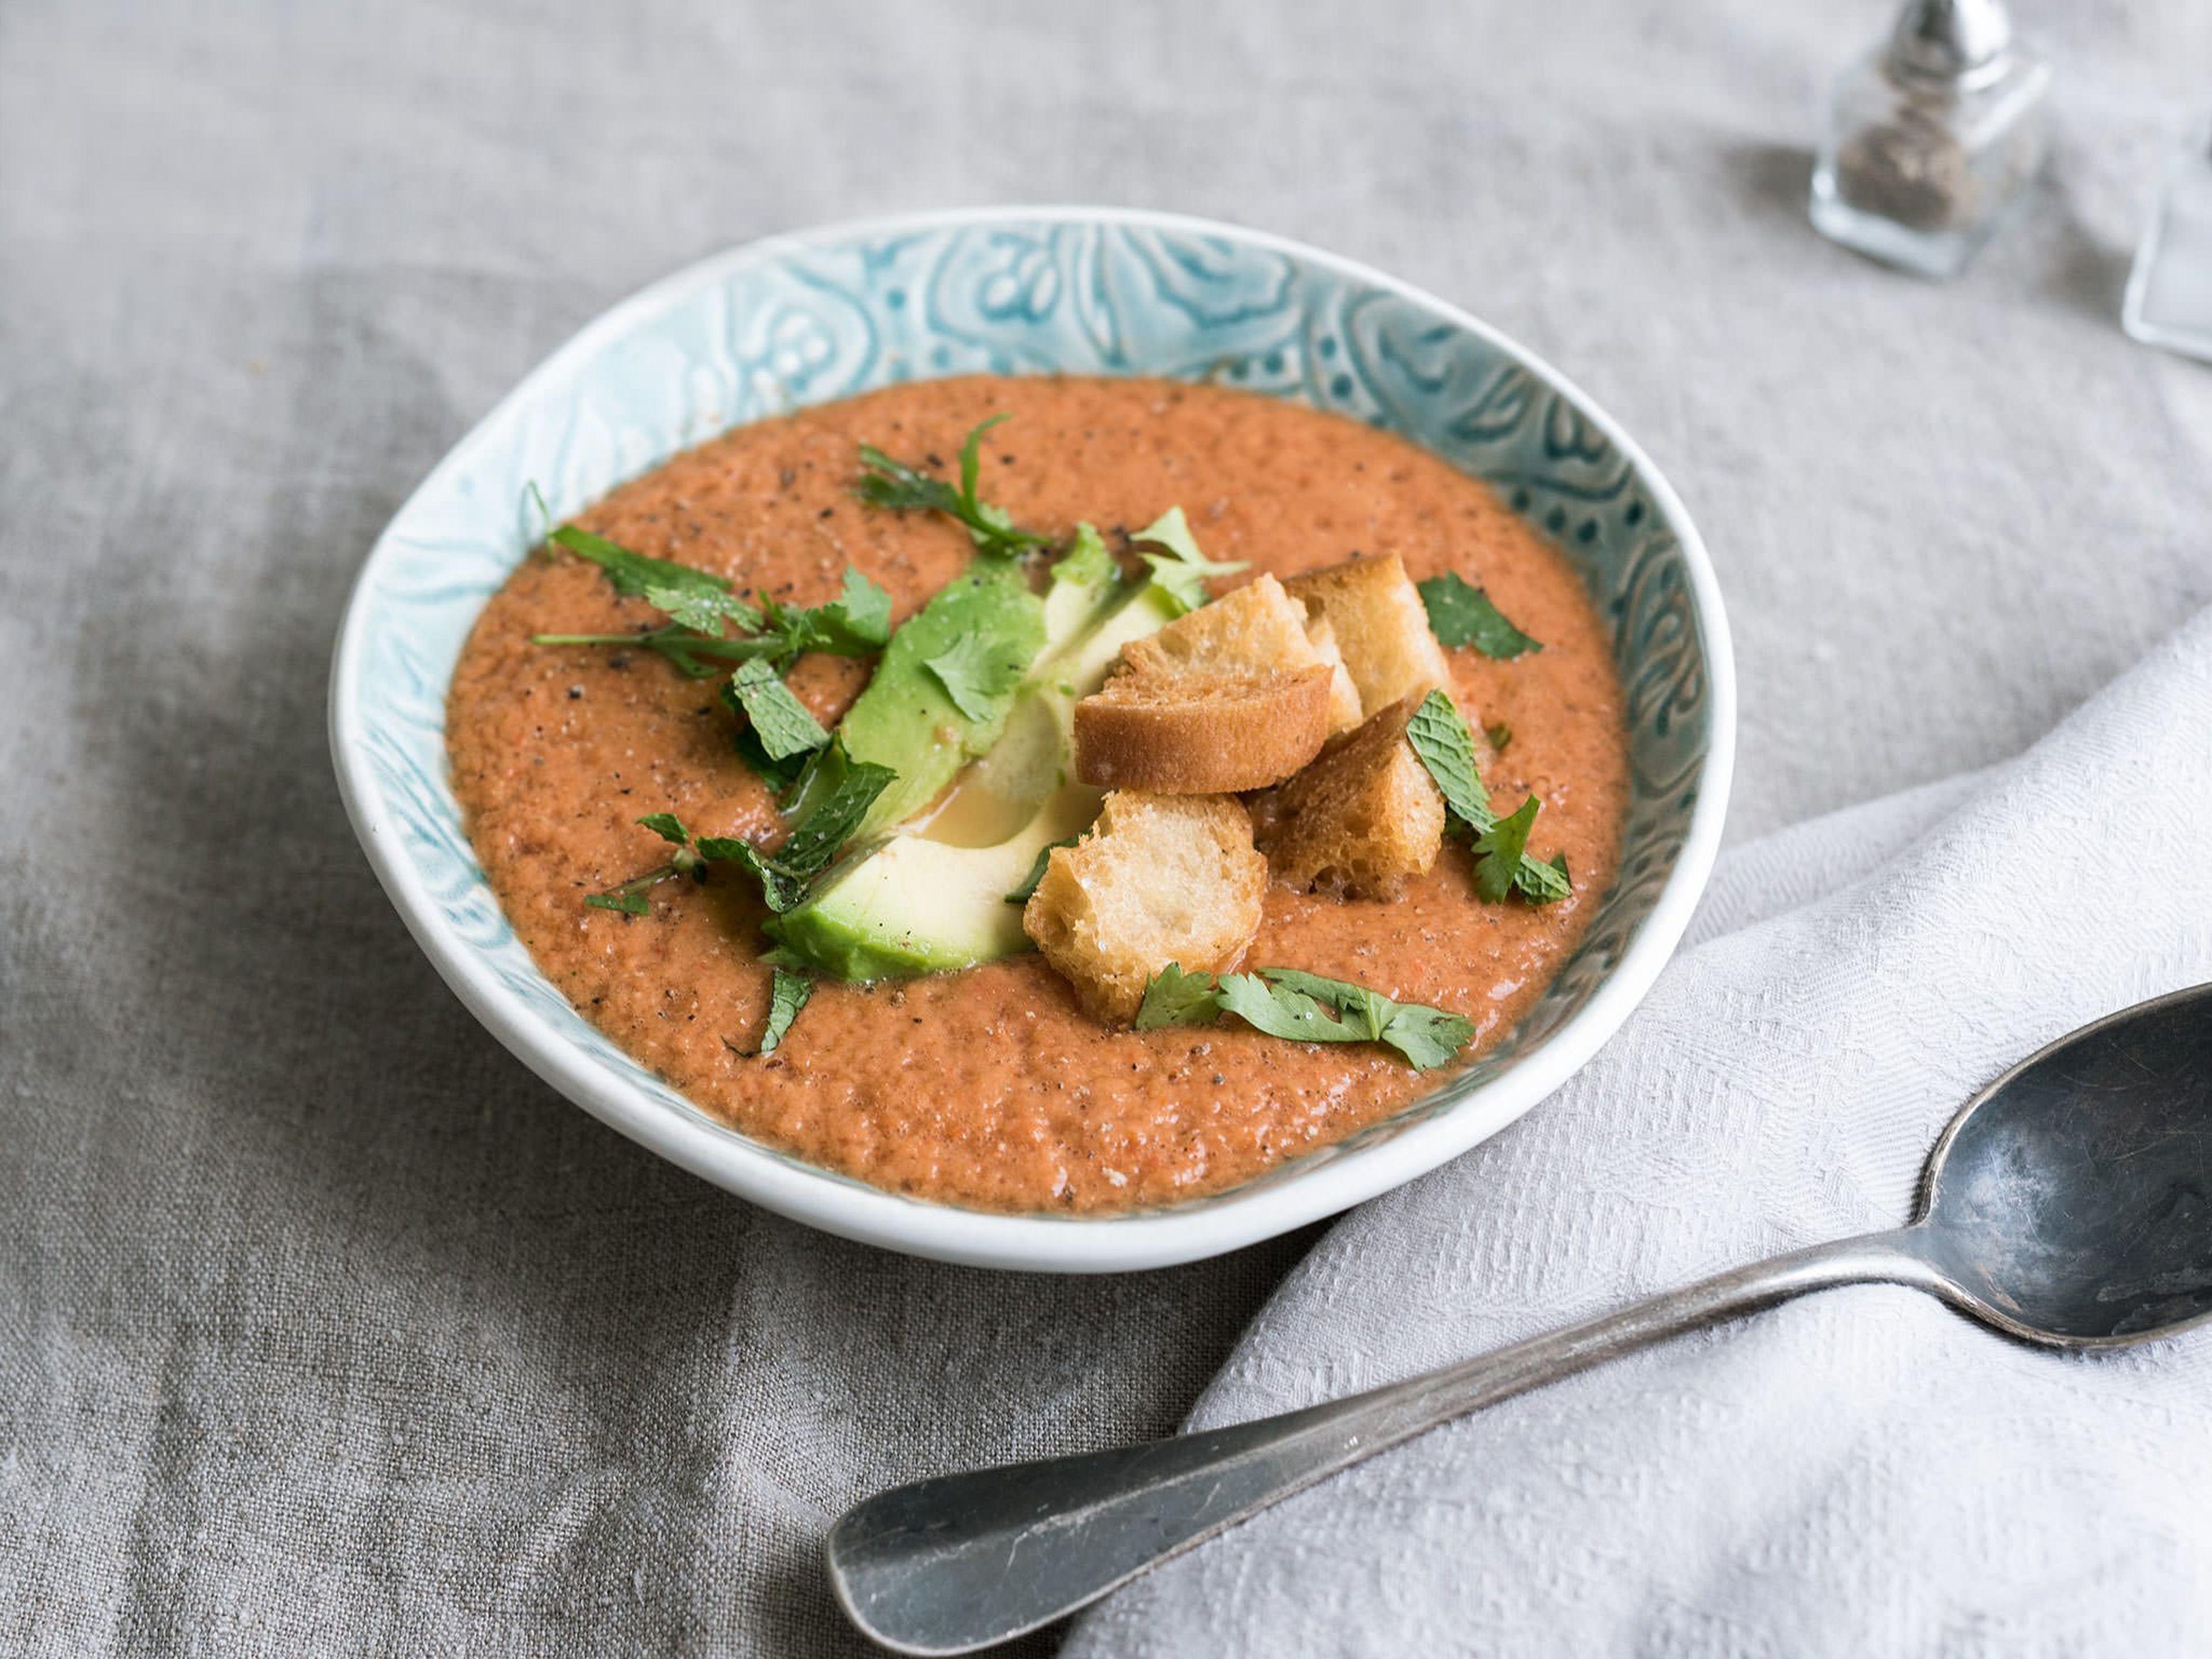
1885, 0, 2016, 90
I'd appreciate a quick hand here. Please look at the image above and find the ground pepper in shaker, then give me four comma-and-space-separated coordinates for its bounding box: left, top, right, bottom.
1809, 0, 2051, 279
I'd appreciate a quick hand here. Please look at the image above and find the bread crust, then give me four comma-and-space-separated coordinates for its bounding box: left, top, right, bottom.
1022, 791, 1266, 1024
1073, 667, 1332, 793
1252, 693, 1446, 899
1121, 574, 1362, 734
1283, 551, 1452, 714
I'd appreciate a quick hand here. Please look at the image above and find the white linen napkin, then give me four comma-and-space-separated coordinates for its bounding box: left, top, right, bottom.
1065, 607, 2212, 1658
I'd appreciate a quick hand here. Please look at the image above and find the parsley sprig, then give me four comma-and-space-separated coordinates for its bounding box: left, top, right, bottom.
532, 525, 893, 677
855, 415, 1051, 559
1404, 690, 1571, 904
1135, 964, 1476, 1071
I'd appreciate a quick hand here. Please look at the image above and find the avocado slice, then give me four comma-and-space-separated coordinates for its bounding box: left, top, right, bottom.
766, 578, 1179, 980
794, 554, 1047, 839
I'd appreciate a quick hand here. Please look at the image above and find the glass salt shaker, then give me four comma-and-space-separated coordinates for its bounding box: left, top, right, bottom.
2122, 113, 2212, 363
1809, 0, 2052, 279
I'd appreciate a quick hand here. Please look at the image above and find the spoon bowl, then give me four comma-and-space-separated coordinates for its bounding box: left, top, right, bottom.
1915, 982, 2212, 1345
827, 982, 2212, 1655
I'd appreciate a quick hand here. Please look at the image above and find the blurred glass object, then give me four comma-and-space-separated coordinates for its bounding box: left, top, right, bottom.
2123, 116, 2212, 364
1810, 0, 2051, 280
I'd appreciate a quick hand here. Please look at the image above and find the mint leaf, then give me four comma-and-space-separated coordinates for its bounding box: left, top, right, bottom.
1134, 964, 1225, 1029
1132, 507, 1248, 615
637, 812, 690, 847
584, 887, 653, 916
1406, 690, 1494, 831
646, 584, 763, 637
923, 631, 1032, 722
1417, 572, 1543, 658
1514, 850, 1572, 906
757, 969, 812, 1057
728, 660, 830, 762
697, 747, 897, 914
854, 416, 1050, 559
1005, 838, 1080, 906
549, 524, 731, 604
1472, 794, 1541, 903
1485, 721, 1512, 754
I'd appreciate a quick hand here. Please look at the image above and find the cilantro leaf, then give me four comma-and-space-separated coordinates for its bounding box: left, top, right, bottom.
854, 416, 1050, 559
728, 660, 831, 763
1471, 794, 1541, 904
923, 631, 1032, 722
1005, 838, 1080, 906
1406, 690, 1494, 830
1134, 965, 1475, 1071
1131, 507, 1249, 615
1134, 964, 1227, 1029
1375, 1001, 1479, 1070
757, 969, 812, 1058
1417, 572, 1543, 658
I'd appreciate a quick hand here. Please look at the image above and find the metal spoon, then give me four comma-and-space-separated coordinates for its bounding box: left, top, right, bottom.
826, 982, 2212, 1655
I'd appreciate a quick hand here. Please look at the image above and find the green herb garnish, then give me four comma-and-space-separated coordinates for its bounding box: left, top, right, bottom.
584, 813, 707, 915
533, 527, 892, 677
1003, 838, 1081, 906
1130, 506, 1248, 615
1416, 571, 1543, 658
756, 968, 812, 1057
700, 747, 897, 912
855, 415, 1050, 560
1403, 690, 1571, 906
923, 630, 1035, 722
1486, 721, 1512, 753
1134, 965, 1476, 1071
727, 659, 831, 763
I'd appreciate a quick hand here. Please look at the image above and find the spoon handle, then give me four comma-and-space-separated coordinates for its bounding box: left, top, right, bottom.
827, 1227, 1940, 1656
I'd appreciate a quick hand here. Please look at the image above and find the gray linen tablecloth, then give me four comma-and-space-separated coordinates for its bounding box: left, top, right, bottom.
4, 2, 2209, 1653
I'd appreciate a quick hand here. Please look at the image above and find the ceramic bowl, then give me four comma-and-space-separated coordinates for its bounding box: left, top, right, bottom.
329, 207, 1734, 1271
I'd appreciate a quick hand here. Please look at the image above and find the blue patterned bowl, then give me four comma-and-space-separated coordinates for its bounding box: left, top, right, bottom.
329, 208, 1734, 1271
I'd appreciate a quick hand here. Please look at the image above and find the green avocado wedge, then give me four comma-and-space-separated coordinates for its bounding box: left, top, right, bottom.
791, 554, 1047, 839
766, 575, 1180, 980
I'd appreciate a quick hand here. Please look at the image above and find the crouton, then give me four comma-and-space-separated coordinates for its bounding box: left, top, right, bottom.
1283, 552, 1452, 714
1252, 694, 1446, 899
1301, 614, 1366, 733
1073, 667, 1332, 793
1022, 791, 1266, 1024
1120, 574, 1362, 734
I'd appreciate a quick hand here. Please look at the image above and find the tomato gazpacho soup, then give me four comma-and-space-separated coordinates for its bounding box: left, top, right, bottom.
446, 376, 1628, 1212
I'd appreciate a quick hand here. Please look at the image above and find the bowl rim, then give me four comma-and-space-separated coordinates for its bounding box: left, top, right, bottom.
328, 204, 1737, 1272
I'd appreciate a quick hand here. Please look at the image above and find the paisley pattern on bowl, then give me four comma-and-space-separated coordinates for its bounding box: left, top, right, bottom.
330, 209, 1733, 1268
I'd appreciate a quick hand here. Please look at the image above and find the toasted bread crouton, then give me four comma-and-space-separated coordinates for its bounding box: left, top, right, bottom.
1283, 552, 1452, 714
1301, 614, 1366, 733
1120, 574, 1362, 734
1023, 791, 1266, 1023
1074, 667, 1332, 793
1252, 694, 1445, 899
